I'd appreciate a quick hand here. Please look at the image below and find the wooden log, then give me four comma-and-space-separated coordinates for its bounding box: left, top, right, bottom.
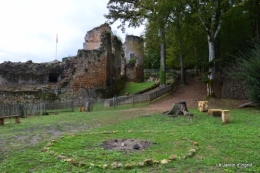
238, 102, 260, 108
198, 101, 208, 112
208, 109, 222, 117
222, 110, 230, 123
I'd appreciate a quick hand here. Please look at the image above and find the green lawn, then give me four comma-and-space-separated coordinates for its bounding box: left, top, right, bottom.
119, 82, 156, 95
0, 107, 260, 173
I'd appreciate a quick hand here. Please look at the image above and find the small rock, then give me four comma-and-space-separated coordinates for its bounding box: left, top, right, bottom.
189, 149, 196, 153
125, 163, 132, 168
42, 147, 48, 152
51, 140, 57, 143
111, 162, 118, 169
169, 155, 178, 160
57, 155, 67, 160
193, 141, 199, 146
144, 159, 153, 165
46, 143, 52, 147
138, 162, 144, 167
133, 144, 140, 150
161, 159, 168, 164
153, 160, 159, 164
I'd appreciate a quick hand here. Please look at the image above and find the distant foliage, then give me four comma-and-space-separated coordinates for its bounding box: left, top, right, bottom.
129, 58, 136, 66
231, 40, 260, 103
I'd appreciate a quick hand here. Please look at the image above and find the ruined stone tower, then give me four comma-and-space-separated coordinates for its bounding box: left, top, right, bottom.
0, 23, 123, 103
123, 35, 144, 82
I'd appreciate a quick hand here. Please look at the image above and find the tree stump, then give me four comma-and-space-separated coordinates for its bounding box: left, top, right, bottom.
163, 101, 193, 118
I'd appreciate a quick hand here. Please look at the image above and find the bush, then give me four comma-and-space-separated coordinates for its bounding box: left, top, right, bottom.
129, 58, 136, 66
231, 39, 260, 103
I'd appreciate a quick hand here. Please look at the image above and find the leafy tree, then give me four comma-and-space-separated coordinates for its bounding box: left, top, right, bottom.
231, 40, 260, 103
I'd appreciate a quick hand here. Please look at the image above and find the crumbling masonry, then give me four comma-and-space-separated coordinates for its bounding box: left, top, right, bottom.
0, 23, 144, 103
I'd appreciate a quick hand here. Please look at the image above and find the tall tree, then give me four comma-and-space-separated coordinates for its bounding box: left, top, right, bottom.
188, 0, 223, 97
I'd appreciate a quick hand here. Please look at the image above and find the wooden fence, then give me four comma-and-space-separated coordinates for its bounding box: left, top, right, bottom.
0, 77, 179, 117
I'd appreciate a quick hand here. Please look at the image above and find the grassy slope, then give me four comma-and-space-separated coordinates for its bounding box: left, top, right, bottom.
119, 82, 156, 95
0, 107, 260, 173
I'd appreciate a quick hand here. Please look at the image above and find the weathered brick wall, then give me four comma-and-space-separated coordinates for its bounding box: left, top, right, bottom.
124, 35, 144, 82
0, 23, 125, 102
83, 23, 112, 50
71, 50, 108, 91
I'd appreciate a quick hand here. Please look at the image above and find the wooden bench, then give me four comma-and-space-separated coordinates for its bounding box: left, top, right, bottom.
208, 109, 222, 117
0, 115, 20, 125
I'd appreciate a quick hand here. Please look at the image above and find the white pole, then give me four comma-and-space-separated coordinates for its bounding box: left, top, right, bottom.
55, 34, 58, 60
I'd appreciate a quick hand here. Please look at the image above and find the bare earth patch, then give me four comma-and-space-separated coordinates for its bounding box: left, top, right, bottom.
101, 139, 153, 152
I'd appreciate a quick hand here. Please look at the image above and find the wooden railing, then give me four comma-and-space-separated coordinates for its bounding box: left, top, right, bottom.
0, 77, 179, 117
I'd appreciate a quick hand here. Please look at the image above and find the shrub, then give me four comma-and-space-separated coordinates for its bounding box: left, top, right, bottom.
129, 58, 136, 66
231, 39, 260, 103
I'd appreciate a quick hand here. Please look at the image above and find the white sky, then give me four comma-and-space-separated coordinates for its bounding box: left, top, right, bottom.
0, 0, 144, 63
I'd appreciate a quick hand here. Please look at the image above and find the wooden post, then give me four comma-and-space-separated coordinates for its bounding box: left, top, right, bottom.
113, 97, 115, 108
132, 95, 134, 106
0, 118, 4, 125
222, 110, 230, 123
72, 101, 74, 112
15, 116, 20, 123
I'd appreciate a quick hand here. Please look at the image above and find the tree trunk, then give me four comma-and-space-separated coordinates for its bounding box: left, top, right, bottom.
177, 16, 186, 85
163, 101, 193, 118
159, 28, 166, 87
207, 37, 215, 97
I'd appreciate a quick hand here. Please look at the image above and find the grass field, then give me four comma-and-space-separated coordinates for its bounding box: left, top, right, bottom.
119, 82, 156, 95
0, 106, 260, 173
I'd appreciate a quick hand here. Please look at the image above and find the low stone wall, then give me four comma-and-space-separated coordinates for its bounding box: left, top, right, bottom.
222, 77, 247, 100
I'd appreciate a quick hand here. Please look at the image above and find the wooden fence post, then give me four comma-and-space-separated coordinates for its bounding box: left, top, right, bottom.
113, 97, 115, 108
72, 101, 74, 112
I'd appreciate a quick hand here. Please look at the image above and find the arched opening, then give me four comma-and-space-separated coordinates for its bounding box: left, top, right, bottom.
49, 73, 59, 83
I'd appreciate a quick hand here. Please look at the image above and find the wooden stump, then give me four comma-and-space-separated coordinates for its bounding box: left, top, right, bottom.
164, 101, 193, 118
208, 109, 222, 117
222, 110, 230, 123
198, 101, 208, 112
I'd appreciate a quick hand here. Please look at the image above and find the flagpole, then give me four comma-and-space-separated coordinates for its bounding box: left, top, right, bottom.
55, 34, 58, 60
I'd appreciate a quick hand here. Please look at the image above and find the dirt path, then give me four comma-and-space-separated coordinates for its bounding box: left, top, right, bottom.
145, 77, 246, 113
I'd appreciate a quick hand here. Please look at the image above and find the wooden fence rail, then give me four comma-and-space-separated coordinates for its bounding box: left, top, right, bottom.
0, 77, 179, 117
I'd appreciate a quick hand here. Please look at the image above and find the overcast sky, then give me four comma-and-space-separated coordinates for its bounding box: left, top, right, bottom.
0, 0, 144, 63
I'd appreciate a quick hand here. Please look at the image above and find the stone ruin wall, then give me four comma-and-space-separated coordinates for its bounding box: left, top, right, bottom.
83, 23, 111, 50
213, 70, 247, 100
0, 23, 125, 103
123, 35, 144, 82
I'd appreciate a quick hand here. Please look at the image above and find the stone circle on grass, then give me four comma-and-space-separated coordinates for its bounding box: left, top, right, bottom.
101, 139, 153, 151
